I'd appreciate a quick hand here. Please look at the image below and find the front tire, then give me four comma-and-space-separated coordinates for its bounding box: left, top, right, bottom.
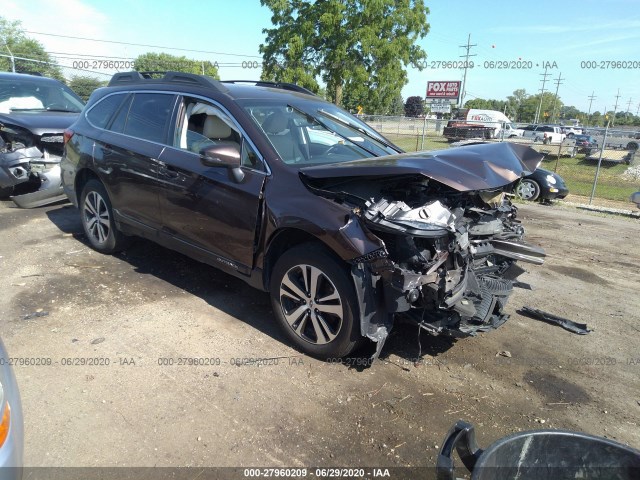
516, 179, 541, 201
80, 179, 129, 253
269, 243, 361, 359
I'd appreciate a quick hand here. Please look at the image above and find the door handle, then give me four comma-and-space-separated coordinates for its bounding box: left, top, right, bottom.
157, 161, 179, 179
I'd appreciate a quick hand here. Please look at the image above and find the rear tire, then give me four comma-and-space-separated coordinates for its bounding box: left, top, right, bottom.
269, 243, 361, 359
80, 179, 129, 253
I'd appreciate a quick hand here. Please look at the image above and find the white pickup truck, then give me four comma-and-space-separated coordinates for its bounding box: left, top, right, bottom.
521, 125, 566, 143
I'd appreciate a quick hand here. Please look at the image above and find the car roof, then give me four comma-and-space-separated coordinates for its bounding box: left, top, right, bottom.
0, 71, 65, 85
103, 71, 320, 103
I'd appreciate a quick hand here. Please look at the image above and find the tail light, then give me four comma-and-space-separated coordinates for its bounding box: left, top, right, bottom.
0, 402, 10, 448
63, 128, 74, 145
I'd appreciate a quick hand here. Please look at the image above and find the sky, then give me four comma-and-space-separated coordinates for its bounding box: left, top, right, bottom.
3, 0, 640, 115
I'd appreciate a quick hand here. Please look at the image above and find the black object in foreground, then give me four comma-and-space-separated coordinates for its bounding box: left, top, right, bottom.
437, 420, 640, 480
519, 306, 592, 335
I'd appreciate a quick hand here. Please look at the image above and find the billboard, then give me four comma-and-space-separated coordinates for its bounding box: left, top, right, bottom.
426, 81, 461, 100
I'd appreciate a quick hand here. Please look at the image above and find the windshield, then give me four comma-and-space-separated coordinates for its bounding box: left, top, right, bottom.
0, 78, 85, 114
241, 101, 400, 165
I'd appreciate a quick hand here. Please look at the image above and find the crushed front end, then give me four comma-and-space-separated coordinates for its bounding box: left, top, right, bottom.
0, 122, 66, 208
356, 183, 544, 343
300, 143, 546, 353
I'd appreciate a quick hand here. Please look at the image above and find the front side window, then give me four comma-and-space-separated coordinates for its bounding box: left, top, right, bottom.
174, 97, 264, 171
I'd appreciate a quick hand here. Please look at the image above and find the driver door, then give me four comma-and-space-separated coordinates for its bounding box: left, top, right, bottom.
158, 97, 267, 272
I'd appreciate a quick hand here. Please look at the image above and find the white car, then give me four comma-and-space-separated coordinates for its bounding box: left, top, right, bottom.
561, 125, 583, 137
521, 125, 566, 144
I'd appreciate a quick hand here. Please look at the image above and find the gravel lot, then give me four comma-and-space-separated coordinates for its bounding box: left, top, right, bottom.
1, 198, 639, 470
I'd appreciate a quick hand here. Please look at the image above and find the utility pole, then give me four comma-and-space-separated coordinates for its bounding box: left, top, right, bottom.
1, 36, 16, 73
534, 66, 550, 124
550, 72, 563, 123
611, 89, 621, 126
587, 91, 597, 124
458, 34, 477, 107
636, 101, 640, 117
625, 97, 632, 119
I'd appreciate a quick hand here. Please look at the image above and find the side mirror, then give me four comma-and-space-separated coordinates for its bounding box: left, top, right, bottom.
199, 144, 241, 168
199, 144, 245, 182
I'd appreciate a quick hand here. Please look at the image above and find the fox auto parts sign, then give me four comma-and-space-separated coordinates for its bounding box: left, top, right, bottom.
426, 81, 461, 99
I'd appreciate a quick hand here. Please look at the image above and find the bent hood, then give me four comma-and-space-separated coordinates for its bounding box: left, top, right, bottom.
0, 111, 79, 135
300, 142, 543, 192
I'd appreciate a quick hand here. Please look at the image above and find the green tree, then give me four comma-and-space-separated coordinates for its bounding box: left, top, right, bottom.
517, 92, 560, 123
389, 94, 405, 116
559, 105, 580, 121
464, 98, 507, 112
133, 52, 219, 78
404, 95, 424, 117
69, 75, 107, 101
259, 0, 429, 114
0, 17, 64, 80
506, 89, 528, 121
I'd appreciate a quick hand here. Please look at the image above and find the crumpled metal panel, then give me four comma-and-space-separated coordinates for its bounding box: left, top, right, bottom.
301, 142, 544, 192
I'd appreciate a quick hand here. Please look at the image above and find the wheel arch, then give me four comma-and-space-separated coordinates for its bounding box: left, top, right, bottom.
262, 228, 343, 293
74, 168, 102, 205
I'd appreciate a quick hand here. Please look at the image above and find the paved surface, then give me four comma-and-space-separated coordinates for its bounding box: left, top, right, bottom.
1, 198, 639, 468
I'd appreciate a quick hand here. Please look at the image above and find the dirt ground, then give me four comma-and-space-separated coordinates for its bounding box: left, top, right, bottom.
1, 198, 639, 471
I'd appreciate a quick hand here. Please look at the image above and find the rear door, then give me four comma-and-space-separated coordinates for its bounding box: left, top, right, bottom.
93, 92, 178, 232
157, 96, 267, 272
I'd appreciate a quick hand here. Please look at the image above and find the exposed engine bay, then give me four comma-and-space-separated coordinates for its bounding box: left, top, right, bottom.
0, 121, 67, 208
301, 144, 546, 353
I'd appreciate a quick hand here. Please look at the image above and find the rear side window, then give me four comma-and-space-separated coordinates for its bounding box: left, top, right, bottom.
108, 95, 133, 133
123, 93, 175, 144
86, 94, 126, 129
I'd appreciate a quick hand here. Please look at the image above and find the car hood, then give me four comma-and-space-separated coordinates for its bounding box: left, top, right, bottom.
0, 111, 80, 135
300, 142, 544, 192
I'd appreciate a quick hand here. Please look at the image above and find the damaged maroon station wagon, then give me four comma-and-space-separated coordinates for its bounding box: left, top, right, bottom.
61, 72, 545, 359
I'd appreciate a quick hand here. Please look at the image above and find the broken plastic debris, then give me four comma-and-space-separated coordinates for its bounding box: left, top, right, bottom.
22, 310, 49, 320
519, 307, 592, 335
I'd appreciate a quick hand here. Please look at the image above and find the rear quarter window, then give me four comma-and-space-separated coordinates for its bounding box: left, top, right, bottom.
86, 94, 127, 129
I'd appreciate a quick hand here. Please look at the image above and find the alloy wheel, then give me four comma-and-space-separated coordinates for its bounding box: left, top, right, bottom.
83, 191, 111, 245
278, 264, 344, 345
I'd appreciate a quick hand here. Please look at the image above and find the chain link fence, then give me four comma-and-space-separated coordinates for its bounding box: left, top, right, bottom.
360, 115, 640, 210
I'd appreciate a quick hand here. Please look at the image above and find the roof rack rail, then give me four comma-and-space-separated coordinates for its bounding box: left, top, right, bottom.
108, 71, 228, 93
221, 80, 317, 96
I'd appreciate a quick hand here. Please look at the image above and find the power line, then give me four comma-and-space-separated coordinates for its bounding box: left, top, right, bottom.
534, 66, 550, 124
23, 30, 263, 59
458, 34, 476, 106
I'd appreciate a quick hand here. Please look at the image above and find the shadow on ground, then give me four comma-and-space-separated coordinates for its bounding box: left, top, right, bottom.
44, 203, 455, 370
